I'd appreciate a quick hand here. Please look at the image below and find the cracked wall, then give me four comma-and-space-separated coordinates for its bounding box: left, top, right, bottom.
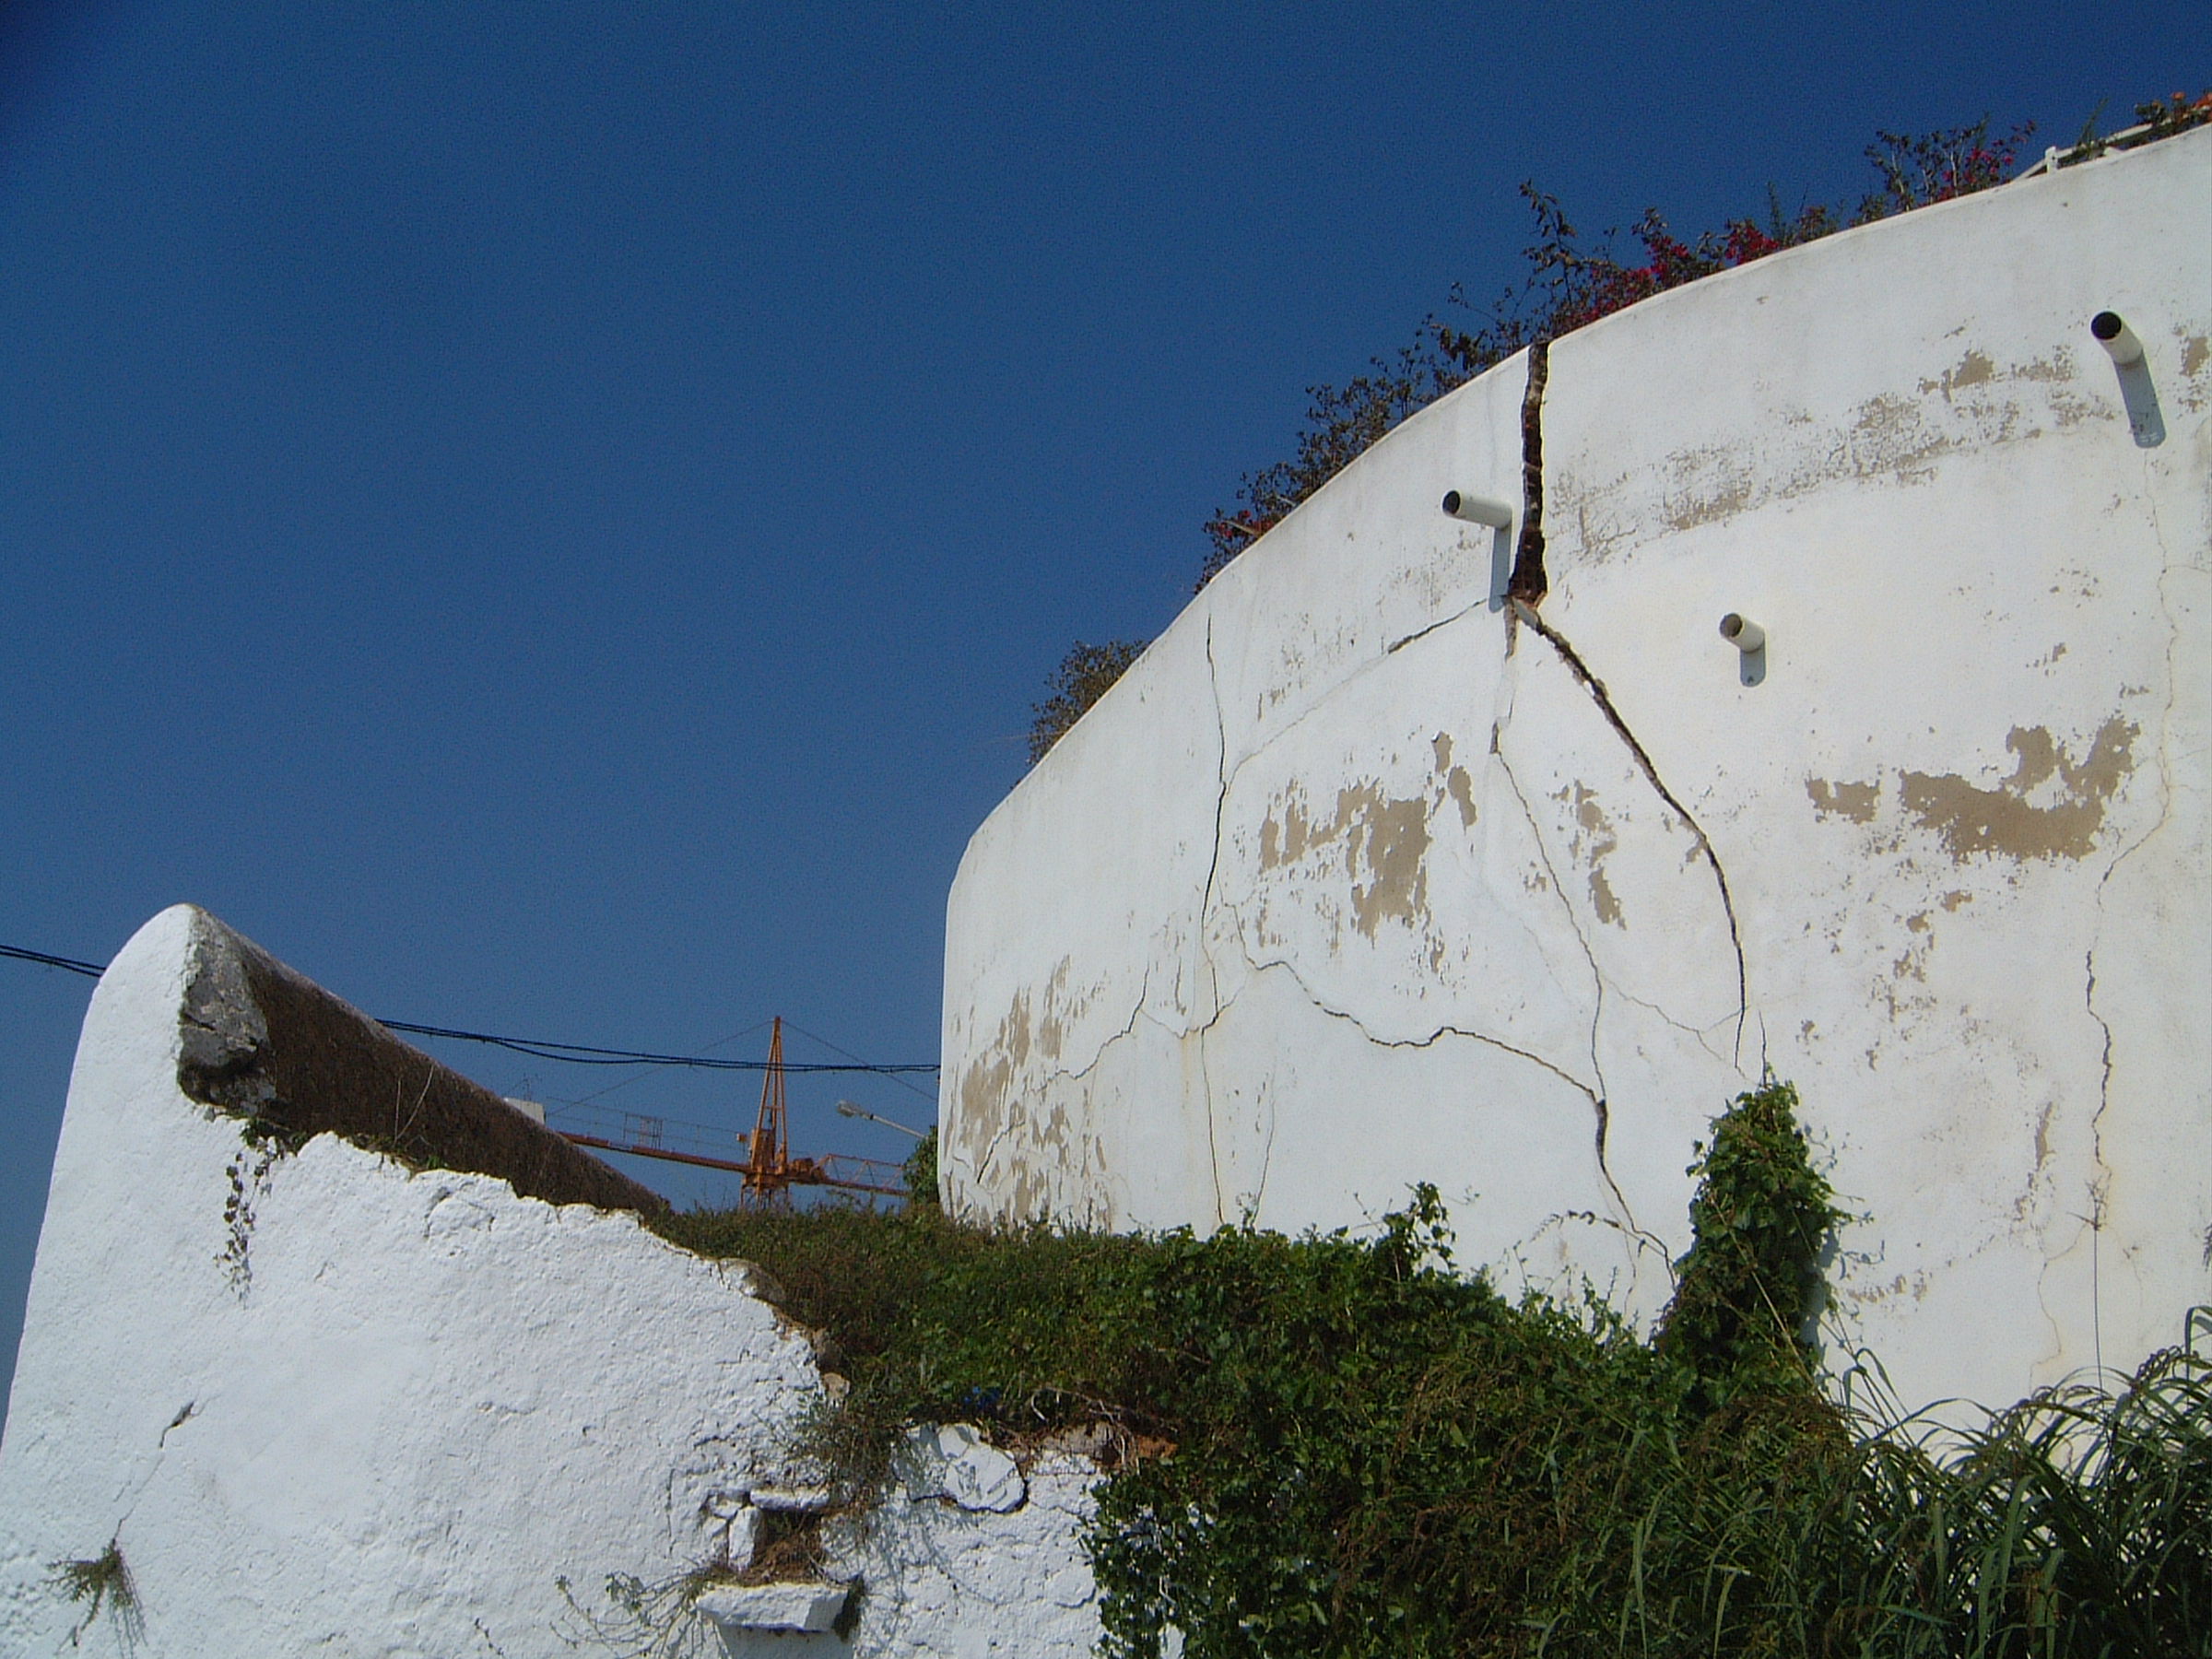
942, 128, 2212, 1414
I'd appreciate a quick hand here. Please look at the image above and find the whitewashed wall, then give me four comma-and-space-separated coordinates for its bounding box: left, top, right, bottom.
942, 129, 2212, 1415
0, 907, 1100, 1658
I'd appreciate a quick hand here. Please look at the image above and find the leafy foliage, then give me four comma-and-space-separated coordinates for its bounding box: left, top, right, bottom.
659, 1083, 2209, 1657
1194, 117, 2035, 596
1196, 344, 1467, 589
556, 1563, 739, 1658
2136, 89, 2212, 140
902, 1125, 938, 1206
1027, 639, 1149, 765
1653, 1079, 1845, 1416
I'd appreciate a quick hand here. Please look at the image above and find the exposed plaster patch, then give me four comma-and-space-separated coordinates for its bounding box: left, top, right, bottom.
1895, 718, 2137, 862
1921, 347, 1995, 400
1806, 778, 1880, 823
1256, 781, 1433, 939
1444, 767, 1478, 829
2182, 334, 2210, 378
1431, 734, 1478, 829
951, 973, 1121, 1219
1556, 782, 1625, 927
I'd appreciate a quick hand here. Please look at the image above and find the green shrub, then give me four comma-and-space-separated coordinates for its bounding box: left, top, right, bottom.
902, 1127, 938, 1206
657, 1083, 2210, 1657
1028, 640, 1151, 765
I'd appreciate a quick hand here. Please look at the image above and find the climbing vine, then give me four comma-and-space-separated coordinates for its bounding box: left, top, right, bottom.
660, 1081, 2209, 1656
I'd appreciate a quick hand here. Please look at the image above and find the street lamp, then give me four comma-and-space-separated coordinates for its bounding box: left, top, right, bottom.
835, 1100, 929, 1139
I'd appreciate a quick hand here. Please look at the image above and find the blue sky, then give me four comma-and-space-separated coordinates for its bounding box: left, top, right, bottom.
4, 0, 2205, 1416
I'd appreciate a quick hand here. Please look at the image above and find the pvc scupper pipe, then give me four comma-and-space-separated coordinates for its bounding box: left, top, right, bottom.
1719, 613, 1765, 653
2091, 311, 2146, 367
1441, 489, 1513, 529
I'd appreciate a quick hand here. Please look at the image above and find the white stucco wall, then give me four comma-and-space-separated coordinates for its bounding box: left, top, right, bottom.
942, 129, 2212, 1415
0, 906, 1100, 1657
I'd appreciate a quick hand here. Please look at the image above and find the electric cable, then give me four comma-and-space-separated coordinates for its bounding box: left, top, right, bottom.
2, 942, 938, 1076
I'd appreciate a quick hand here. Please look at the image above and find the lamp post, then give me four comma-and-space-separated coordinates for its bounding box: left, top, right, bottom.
835, 1100, 929, 1139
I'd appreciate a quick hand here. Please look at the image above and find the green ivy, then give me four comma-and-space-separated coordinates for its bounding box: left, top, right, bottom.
657, 1082, 2208, 1656
1653, 1078, 1846, 1417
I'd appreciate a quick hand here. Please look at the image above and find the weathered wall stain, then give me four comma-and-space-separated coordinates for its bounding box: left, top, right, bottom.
1806, 778, 1881, 823
951, 959, 1126, 1217
1923, 347, 1995, 399
1258, 780, 1433, 938
1432, 734, 1477, 829
1898, 718, 2137, 862
1555, 782, 1624, 926
945, 139, 2210, 1419
1571, 347, 2098, 554
953, 991, 1029, 1179
1809, 721, 2137, 861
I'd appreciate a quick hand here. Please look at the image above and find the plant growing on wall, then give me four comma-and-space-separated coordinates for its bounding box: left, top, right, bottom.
656, 1082, 2211, 1656
1653, 1078, 1846, 1417
49, 1539, 143, 1653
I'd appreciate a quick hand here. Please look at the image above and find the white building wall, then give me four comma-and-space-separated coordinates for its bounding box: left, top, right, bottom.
0, 906, 1100, 1658
942, 129, 2212, 1415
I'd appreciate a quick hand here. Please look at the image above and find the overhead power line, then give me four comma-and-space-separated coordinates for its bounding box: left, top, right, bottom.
1, 945, 102, 977
2, 942, 939, 1077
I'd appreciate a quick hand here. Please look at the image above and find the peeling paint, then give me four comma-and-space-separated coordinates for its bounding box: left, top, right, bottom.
1897, 718, 2137, 862
1432, 734, 1477, 830
1556, 782, 1625, 926
1921, 347, 1995, 399
1257, 781, 1433, 938
1806, 778, 1880, 823
1445, 767, 1477, 829
944, 140, 2210, 1418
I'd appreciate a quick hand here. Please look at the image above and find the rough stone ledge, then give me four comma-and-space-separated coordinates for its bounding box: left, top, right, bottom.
172, 904, 665, 1216
694, 1580, 854, 1634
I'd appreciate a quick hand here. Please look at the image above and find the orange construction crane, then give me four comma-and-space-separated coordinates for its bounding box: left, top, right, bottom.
554, 1016, 907, 1201
742, 1017, 795, 1204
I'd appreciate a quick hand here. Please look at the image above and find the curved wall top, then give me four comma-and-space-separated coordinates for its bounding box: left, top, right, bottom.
941, 129, 2212, 1413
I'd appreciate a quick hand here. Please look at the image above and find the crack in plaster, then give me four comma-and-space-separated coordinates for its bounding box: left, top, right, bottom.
1385, 594, 1488, 657
1508, 341, 1550, 602
2080, 943, 2115, 1382
1202, 929, 1670, 1265
1243, 947, 1604, 1106
1510, 600, 1750, 1058
1488, 713, 1646, 1240
2058, 455, 2192, 1381
1199, 618, 1233, 1224
1223, 596, 1490, 814
1607, 983, 1742, 1069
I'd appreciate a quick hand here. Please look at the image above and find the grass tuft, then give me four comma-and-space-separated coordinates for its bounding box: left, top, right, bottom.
49, 1538, 143, 1652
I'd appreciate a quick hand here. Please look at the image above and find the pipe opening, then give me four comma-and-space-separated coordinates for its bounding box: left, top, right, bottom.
2091, 311, 2146, 366
1442, 489, 1512, 528
1719, 613, 1765, 653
